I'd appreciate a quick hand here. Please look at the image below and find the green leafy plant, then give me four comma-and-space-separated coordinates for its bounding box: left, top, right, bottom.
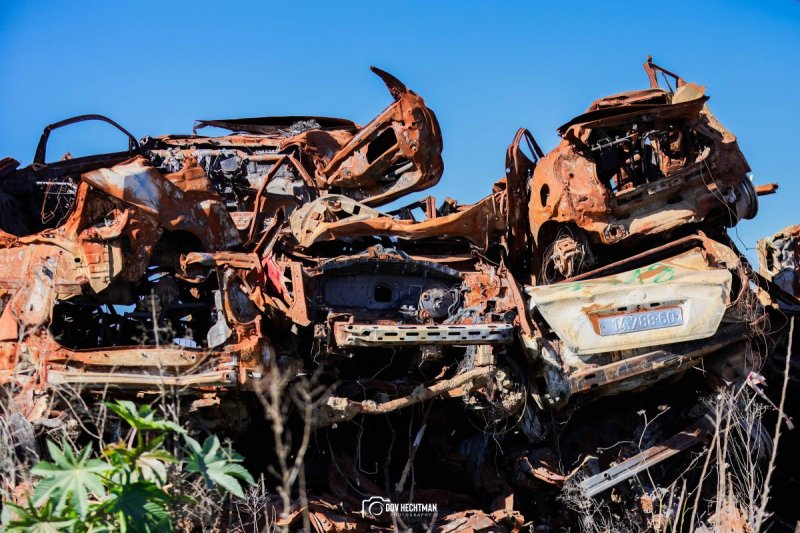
185, 434, 254, 499
1, 400, 254, 533
31, 440, 107, 519
2, 500, 76, 533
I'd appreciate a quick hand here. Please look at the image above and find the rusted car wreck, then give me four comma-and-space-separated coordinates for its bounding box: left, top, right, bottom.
524, 58, 777, 282
0, 67, 444, 395
0, 59, 796, 531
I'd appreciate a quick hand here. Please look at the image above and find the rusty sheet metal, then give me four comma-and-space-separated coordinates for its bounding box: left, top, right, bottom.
288, 190, 504, 248
560, 322, 747, 398
578, 417, 711, 497
83, 156, 241, 251
194, 115, 358, 136
504, 128, 541, 273
283, 259, 311, 326
0, 184, 162, 299
758, 224, 800, 298
47, 369, 238, 389
181, 251, 261, 271
332, 322, 515, 347
527, 246, 732, 355
6, 328, 273, 390
47, 346, 202, 367
320, 67, 444, 206
436, 509, 524, 532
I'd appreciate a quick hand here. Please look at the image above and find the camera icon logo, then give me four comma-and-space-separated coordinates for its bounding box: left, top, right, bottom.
361, 496, 391, 517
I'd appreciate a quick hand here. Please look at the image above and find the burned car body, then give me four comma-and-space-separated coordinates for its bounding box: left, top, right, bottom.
265, 179, 534, 427
523, 58, 775, 282
0, 67, 444, 396
0, 153, 273, 392
524, 234, 761, 410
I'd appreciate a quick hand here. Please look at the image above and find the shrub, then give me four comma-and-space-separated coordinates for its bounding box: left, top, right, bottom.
1, 400, 253, 533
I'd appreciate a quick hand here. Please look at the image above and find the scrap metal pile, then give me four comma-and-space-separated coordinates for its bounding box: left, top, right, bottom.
1, 59, 797, 531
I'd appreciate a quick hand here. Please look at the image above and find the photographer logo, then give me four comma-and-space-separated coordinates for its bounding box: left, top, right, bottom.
361, 496, 437, 518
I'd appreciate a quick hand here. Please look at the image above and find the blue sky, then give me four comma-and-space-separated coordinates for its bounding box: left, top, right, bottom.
1, 1, 798, 262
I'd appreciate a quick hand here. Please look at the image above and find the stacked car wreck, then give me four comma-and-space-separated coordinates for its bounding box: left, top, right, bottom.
0, 59, 795, 531
0, 67, 446, 394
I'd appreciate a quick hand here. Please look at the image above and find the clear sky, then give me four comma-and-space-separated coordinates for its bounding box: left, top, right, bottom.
1, 1, 798, 263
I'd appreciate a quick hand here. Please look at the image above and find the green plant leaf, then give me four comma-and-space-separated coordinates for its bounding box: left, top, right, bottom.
103, 436, 176, 485
3, 500, 77, 533
98, 480, 173, 533
183, 435, 254, 499
31, 440, 109, 519
105, 401, 184, 434
134, 448, 175, 484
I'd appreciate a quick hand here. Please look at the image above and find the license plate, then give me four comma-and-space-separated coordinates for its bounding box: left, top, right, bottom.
598, 307, 683, 336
